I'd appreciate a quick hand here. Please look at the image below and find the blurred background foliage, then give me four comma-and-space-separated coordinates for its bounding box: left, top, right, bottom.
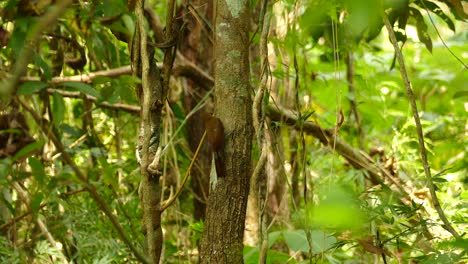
0, 0, 467, 263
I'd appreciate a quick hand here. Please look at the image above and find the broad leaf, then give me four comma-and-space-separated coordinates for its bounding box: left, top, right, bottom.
417, 0, 455, 32
31, 192, 44, 216
411, 7, 433, 52
63, 82, 101, 99
29, 157, 46, 185
12, 141, 45, 162
52, 92, 65, 127
17, 81, 48, 95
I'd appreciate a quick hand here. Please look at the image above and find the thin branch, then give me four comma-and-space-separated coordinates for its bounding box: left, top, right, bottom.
144, 6, 165, 42
21, 66, 133, 83
44, 88, 140, 114
161, 131, 207, 211
383, 14, 460, 239
20, 57, 212, 88
0, 203, 46, 231
345, 51, 364, 149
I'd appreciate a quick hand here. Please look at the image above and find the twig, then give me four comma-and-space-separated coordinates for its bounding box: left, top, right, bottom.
0, 203, 47, 231
21, 66, 133, 83
345, 51, 364, 149
383, 14, 460, 239
44, 88, 140, 114
161, 131, 207, 211
20, 58, 212, 89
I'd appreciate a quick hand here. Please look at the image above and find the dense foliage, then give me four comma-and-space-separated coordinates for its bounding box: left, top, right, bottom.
0, 0, 467, 263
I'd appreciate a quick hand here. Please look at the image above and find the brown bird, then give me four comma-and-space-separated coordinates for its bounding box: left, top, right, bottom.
202, 112, 226, 178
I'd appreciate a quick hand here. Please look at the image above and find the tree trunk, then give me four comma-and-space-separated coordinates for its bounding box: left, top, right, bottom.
199, 0, 252, 262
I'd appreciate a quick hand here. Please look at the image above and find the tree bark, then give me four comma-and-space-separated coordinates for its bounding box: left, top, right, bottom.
133, 1, 164, 262
199, 0, 252, 262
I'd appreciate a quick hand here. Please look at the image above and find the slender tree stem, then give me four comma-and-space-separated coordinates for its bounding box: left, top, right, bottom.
383, 14, 460, 239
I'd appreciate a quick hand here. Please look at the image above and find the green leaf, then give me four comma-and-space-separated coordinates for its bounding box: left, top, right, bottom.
283, 230, 309, 252
298, 110, 316, 122
443, 0, 468, 20
12, 141, 45, 162
453, 90, 468, 98
7, 17, 34, 56
33, 54, 52, 80
432, 177, 447, 183
122, 14, 135, 38
52, 92, 65, 127
0, 158, 12, 183
17, 81, 48, 95
30, 192, 44, 216
100, 85, 116, 102
268, 231, 282, 247
0, 193, 14, 214
411, 7, 432, 52
438, 238, 468, 249
432, 168, 452, 178
418, 0, 455, 32
311, 188, 366, 230
243, 245, 294, 264
62, 82, 101, 99
309, 230, 337, 254
29, 157, 45, 185
393, 30, 407, 43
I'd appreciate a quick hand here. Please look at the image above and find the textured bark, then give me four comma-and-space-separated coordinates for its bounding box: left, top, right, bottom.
199, 0, 252, 262
133, 0, 164, 262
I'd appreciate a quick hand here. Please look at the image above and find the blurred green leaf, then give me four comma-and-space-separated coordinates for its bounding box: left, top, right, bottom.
283, 230, 309, 252
0, 158, 12, 183
309, 230, 337, 254
12, 141, 44, 162
63, 82, 101, 99
7, 17, 34, 56
52, 92, 65, 127
311, 187, 366, 230
29, 157, 45, 185
33, 54, 52, 80
243, 245, 294, 264
453, 91, 468, 98
417, 0, 455, 32
30, 192, 44, 216
17, 81, 48, 95
411, 7, 432, 52
432, 177, 447, 183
